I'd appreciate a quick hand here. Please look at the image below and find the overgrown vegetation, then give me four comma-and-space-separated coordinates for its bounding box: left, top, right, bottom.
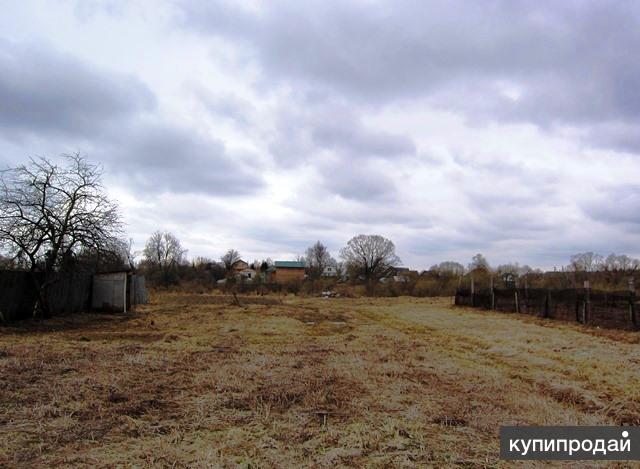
1, 293, 638, 466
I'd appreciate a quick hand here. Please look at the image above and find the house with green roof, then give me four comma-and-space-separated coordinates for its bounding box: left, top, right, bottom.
267, 260, 307, 283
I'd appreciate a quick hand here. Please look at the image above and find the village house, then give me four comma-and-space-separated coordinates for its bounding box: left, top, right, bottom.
214, 259, 256, 284
231, 259, 256, 281
380, 267, 418, 283
231, 259, 249, 272
238, 268, 256, 281
267, 261, 307, 283
322, 265, 338, 277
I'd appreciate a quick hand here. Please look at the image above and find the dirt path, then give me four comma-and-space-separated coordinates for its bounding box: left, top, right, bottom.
1, 294, 637, 467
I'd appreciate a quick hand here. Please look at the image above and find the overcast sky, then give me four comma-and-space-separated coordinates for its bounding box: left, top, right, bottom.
1, 0, 639, 270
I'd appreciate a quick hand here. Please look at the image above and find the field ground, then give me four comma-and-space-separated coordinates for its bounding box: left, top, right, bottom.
1, 293, 640, 468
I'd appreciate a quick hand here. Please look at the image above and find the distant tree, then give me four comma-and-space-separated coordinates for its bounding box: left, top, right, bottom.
192, 256, 212, 268
143, 231, 187, 285
0, 154, 122, 317
468, 253, 490, 272
119, 238, 138, 271
603, 253, 639, 272
190, 256, 225, 284
495, 262, 536, 276
219, 249, 243, 303
430, 261, 465, 276
569, 252, 603, 272
221, 249, 241, 274
340, 234, 401, 292
259, 258, 273, 273
305, 240, 333, 279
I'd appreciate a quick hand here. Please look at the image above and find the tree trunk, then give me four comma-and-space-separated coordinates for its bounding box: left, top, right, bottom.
29, 271, 52, 319
366, 278, 376, 296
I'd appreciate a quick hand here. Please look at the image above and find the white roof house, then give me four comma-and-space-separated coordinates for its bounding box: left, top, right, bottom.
322, 266, 338, 277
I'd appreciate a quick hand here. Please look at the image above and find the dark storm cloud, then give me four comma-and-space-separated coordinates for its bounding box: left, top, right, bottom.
178, 0, 640, 151
0, 39, 155, 139
104, 123, 264, 196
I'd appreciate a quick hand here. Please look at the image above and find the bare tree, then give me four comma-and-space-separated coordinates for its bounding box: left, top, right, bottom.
259, 258, 273, 274
123, 238, 139, 271
468, 253, 490, 272
430, 261, 465, 276
221, 249, 241, 274
603, 253, 639, 272
0, 253, 13, 269
340, 234, 400, 292
569, 252, 604, 272
495, 262, 536, 276
305, 240, 333, 279
220, 249, 243, 304
0, 154, 122, 317
143, 231, 187, 285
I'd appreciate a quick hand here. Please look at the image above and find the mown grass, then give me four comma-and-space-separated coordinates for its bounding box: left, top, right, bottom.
1, 292, 638, 467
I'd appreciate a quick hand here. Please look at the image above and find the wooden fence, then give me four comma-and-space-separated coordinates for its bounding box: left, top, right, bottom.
0, 270, 147, 322
455, 284, 638, 331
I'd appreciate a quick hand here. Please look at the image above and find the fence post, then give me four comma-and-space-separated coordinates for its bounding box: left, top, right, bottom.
629, 278, 637, 329
542, 289, 550, 319
471, 276, 475, 307
583, 280, 590, 324
490, 275, 495, 310
514, 290, 519, 314
524, 275, 528, 314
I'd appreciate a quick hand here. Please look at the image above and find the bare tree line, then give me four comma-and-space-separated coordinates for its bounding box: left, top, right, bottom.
2, 155, 639, 312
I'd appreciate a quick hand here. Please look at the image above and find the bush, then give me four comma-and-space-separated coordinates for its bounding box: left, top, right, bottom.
283, 280, 302, 295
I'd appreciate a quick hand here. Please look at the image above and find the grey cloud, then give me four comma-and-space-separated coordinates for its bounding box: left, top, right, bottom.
194, 87, 256, 127
0, 39, 260, 198
0, 39, 155, 139
179, 1, 640, 153
583, 122, 640, 154
268, 100, 415, 165
311, 114, 415, 158
582, 185, 640, 226
104, 123, 264, 196
316, 159, 397, 202
238, 226, 312, 255
73, 0, 128, 20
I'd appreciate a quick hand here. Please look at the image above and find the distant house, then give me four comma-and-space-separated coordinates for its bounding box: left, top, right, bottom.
231, 259, 249, 272
322, 265, 338, 277
268, 261, 306, 283
380, 267, 416, 283
230, 260, 255, 282
238, 268, 256, 281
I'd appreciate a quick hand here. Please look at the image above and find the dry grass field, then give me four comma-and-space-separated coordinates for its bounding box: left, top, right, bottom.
2, 292, 640, 468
